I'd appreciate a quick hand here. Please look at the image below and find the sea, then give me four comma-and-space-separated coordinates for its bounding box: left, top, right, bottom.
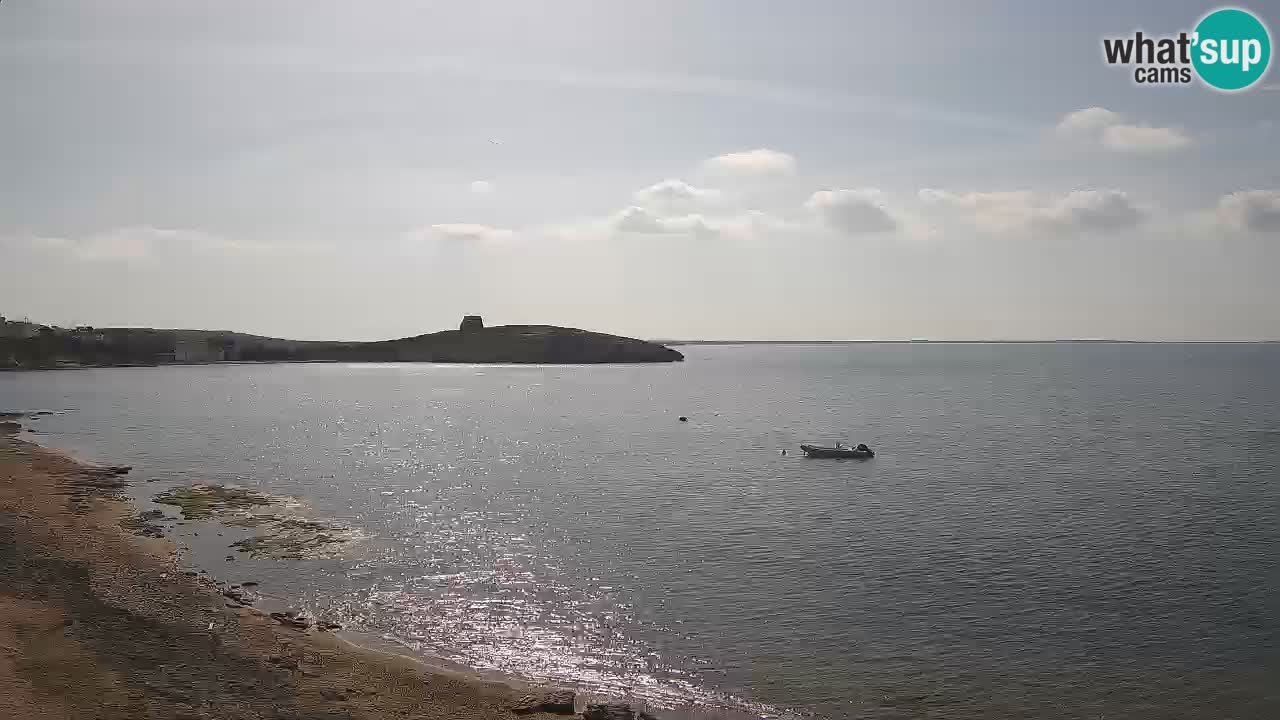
2, 343, 1278, 719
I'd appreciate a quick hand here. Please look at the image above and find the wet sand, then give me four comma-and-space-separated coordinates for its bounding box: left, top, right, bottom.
0, 416, 546, 720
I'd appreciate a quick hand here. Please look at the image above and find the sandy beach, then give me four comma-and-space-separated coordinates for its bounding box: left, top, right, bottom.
0, 415, 567, 720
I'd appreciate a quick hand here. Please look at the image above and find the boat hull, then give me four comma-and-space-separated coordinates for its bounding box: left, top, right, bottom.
800, 444, 874, 459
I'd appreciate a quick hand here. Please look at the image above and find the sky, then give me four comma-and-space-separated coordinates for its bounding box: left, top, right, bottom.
2, 1, 1278, 341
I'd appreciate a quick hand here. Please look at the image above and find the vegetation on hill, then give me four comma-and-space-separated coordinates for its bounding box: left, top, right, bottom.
0, 318, 683, 368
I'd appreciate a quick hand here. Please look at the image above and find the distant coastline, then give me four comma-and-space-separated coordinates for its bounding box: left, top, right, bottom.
0, 315, 684, 369
658, 339, 1280, 345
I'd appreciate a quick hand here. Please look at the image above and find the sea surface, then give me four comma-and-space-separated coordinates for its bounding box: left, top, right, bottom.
3, 344, 1278, 719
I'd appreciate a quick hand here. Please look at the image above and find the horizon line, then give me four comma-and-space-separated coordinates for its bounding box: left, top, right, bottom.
654, 339, 1280, 345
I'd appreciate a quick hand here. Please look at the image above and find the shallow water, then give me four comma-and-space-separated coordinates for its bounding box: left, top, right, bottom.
3, 344, 1278, 719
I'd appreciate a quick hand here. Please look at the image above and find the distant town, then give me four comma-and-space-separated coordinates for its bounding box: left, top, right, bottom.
1, 315, 310, 368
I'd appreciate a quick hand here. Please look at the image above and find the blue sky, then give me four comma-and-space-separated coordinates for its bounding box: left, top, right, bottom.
2, 1, 1278, 340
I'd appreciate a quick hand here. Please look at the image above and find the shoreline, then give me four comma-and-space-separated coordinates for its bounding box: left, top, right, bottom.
0, 415, 570, 720
0, 414, 775, 720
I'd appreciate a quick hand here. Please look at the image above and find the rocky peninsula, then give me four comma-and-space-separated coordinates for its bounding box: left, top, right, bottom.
0, 315, 683, 368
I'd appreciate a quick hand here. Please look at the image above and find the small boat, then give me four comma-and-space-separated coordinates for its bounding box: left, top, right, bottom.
800, 443, 874, 459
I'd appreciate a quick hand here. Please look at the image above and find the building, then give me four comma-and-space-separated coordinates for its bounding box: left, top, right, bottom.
1, 318, 42, 339
459, 315, 484, 332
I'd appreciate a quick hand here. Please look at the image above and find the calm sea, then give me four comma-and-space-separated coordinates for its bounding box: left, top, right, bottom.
3, 344, 1278, 719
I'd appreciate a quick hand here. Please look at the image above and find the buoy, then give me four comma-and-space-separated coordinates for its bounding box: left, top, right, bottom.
781, 449, 787, 456
678, 416, 688, 422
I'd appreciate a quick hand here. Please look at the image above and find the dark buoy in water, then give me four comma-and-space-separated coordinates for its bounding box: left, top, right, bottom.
678, 416, 688, 422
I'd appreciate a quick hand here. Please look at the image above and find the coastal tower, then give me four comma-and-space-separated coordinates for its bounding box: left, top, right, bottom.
459, 315, 484, 332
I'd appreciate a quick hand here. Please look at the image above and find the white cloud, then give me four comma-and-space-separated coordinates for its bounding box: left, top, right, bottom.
715, 210, 792, 240
919, 190, 1039, 234
1100, 125, 1191, 152
1216, 190, 1280, 233
805, 188, 898, 234
427, 223, 515, 242
633, 179, 723, 212
469, 180, 494, 194
701, 148, 797, 179
1055, 107, 1122, 134
5, 227, 299, 261
609, 206, 719, 238
1055, 107, 1190, 153
920, 189, 1145, 234
1048, 190, 1145, 231
543, 205, 789, 242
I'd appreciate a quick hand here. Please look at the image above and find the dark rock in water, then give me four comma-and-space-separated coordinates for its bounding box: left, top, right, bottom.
240, 581, 259, 587
76, 466, 132, 489
270, 612, 312, 630
678, 416, 688, 422
511, 688, 575, 715
582, 702, 636, 720
153, 484, 272, 521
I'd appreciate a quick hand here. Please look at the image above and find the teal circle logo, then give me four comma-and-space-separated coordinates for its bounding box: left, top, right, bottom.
1192, 8, 1271, 90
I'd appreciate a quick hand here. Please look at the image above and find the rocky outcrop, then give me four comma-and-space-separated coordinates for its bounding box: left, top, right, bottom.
270, 611, 312, 630
511, 689, 576, 715
365, 325, 684, 364
581, 703, 658, 720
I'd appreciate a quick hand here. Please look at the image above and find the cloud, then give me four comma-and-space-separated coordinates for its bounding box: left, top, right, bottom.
544, 205, 789, 242
920, 189, 1145, 234
1055, 107, 1191, 153
805, 189, 898, 234
1055, 107, 1122, 134
427, 223, 515, 242
919, 190, 1039, 234
1100, 125, 1191, 152
633, 179, 723, 212
5, 227, 301, 261
1216, 190, 1280, 233
701, 148, 797, 179
609, 206, 720, 238
469, 180, 494, 194
1049, 190, 1145, 231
